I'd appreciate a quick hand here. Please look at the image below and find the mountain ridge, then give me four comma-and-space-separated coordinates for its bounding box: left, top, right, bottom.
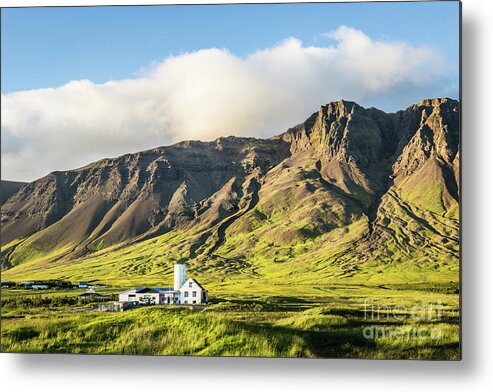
0, 98, 460, 286
0, 180, 27, 205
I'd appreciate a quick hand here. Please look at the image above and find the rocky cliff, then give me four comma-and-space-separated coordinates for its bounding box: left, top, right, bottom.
1, 98, 459, 281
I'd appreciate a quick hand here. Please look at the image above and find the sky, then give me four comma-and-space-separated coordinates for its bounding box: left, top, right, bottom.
1, 2, 460, 182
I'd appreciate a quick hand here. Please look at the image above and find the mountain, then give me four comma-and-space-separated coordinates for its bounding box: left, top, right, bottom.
0, 98, 459, 287
1, 180, 27, 205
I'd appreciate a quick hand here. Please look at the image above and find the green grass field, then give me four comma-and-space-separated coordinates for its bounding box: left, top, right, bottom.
1, 283, 460, 359
1, 218, 460, 359
0, 183, 459, 359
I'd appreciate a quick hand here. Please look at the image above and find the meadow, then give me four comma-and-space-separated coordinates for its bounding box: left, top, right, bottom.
1, 176, 460, 360
1, 283, 460, 359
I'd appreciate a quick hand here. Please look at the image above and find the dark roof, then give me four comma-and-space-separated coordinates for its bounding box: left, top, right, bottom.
135, 287, 175, 294
77, 292, 105, 297
135, 288, 160, 294
188, 279, 206, 291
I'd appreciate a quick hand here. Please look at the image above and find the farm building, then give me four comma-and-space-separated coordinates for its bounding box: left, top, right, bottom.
32, 284, 50, 290
1, 280, 15, 288
117, 263, 207, 308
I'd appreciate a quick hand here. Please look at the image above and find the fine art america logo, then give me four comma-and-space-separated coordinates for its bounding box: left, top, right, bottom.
362, 300, 444, 341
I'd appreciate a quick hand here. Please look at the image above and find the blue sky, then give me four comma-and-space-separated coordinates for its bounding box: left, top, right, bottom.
2, 2, 459, 94
1, 2, 460, 182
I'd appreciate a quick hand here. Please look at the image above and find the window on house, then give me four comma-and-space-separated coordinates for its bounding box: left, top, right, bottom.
192, 291, 197, 297
189, 282, 193, 288
184, 291, 189, 297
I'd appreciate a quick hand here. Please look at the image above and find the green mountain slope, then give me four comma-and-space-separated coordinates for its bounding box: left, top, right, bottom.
0, 98, 459, 291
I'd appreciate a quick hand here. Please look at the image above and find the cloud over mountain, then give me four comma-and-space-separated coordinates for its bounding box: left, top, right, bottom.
1, 26, 454, 182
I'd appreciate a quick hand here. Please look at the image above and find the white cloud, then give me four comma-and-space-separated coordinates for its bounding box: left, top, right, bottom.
1, 26, 453, 182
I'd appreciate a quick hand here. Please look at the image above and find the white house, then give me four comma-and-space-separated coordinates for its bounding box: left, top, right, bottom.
117, 263, 207, 308
180, 278, 207, 305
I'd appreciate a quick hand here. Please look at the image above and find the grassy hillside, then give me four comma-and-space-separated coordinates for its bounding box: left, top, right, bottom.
1, 99, 459, 287
1, 159, 458, 292
1, 156, 458, 292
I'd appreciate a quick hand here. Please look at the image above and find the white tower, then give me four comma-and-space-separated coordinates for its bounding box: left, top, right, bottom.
174, 263, 186, 291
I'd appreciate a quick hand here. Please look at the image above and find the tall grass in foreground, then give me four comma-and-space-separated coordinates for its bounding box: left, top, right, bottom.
2, 289, 460, 359
2, 307, 308, 357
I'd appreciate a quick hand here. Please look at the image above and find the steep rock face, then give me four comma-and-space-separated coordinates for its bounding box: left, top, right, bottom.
361, 98, 460, 266
283, 101, 389, 195
1, 137, 290, 265
1, 174, 69, 244
0, 180, 27, 205
1, 98, 459, 277
389, 98, 460, 216
223, 98, 459, 271
281, 100, 412, 207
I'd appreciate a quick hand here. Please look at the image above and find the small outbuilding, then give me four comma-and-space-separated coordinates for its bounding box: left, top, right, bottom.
32, 284, 50, 290
1, 280, 15, 288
